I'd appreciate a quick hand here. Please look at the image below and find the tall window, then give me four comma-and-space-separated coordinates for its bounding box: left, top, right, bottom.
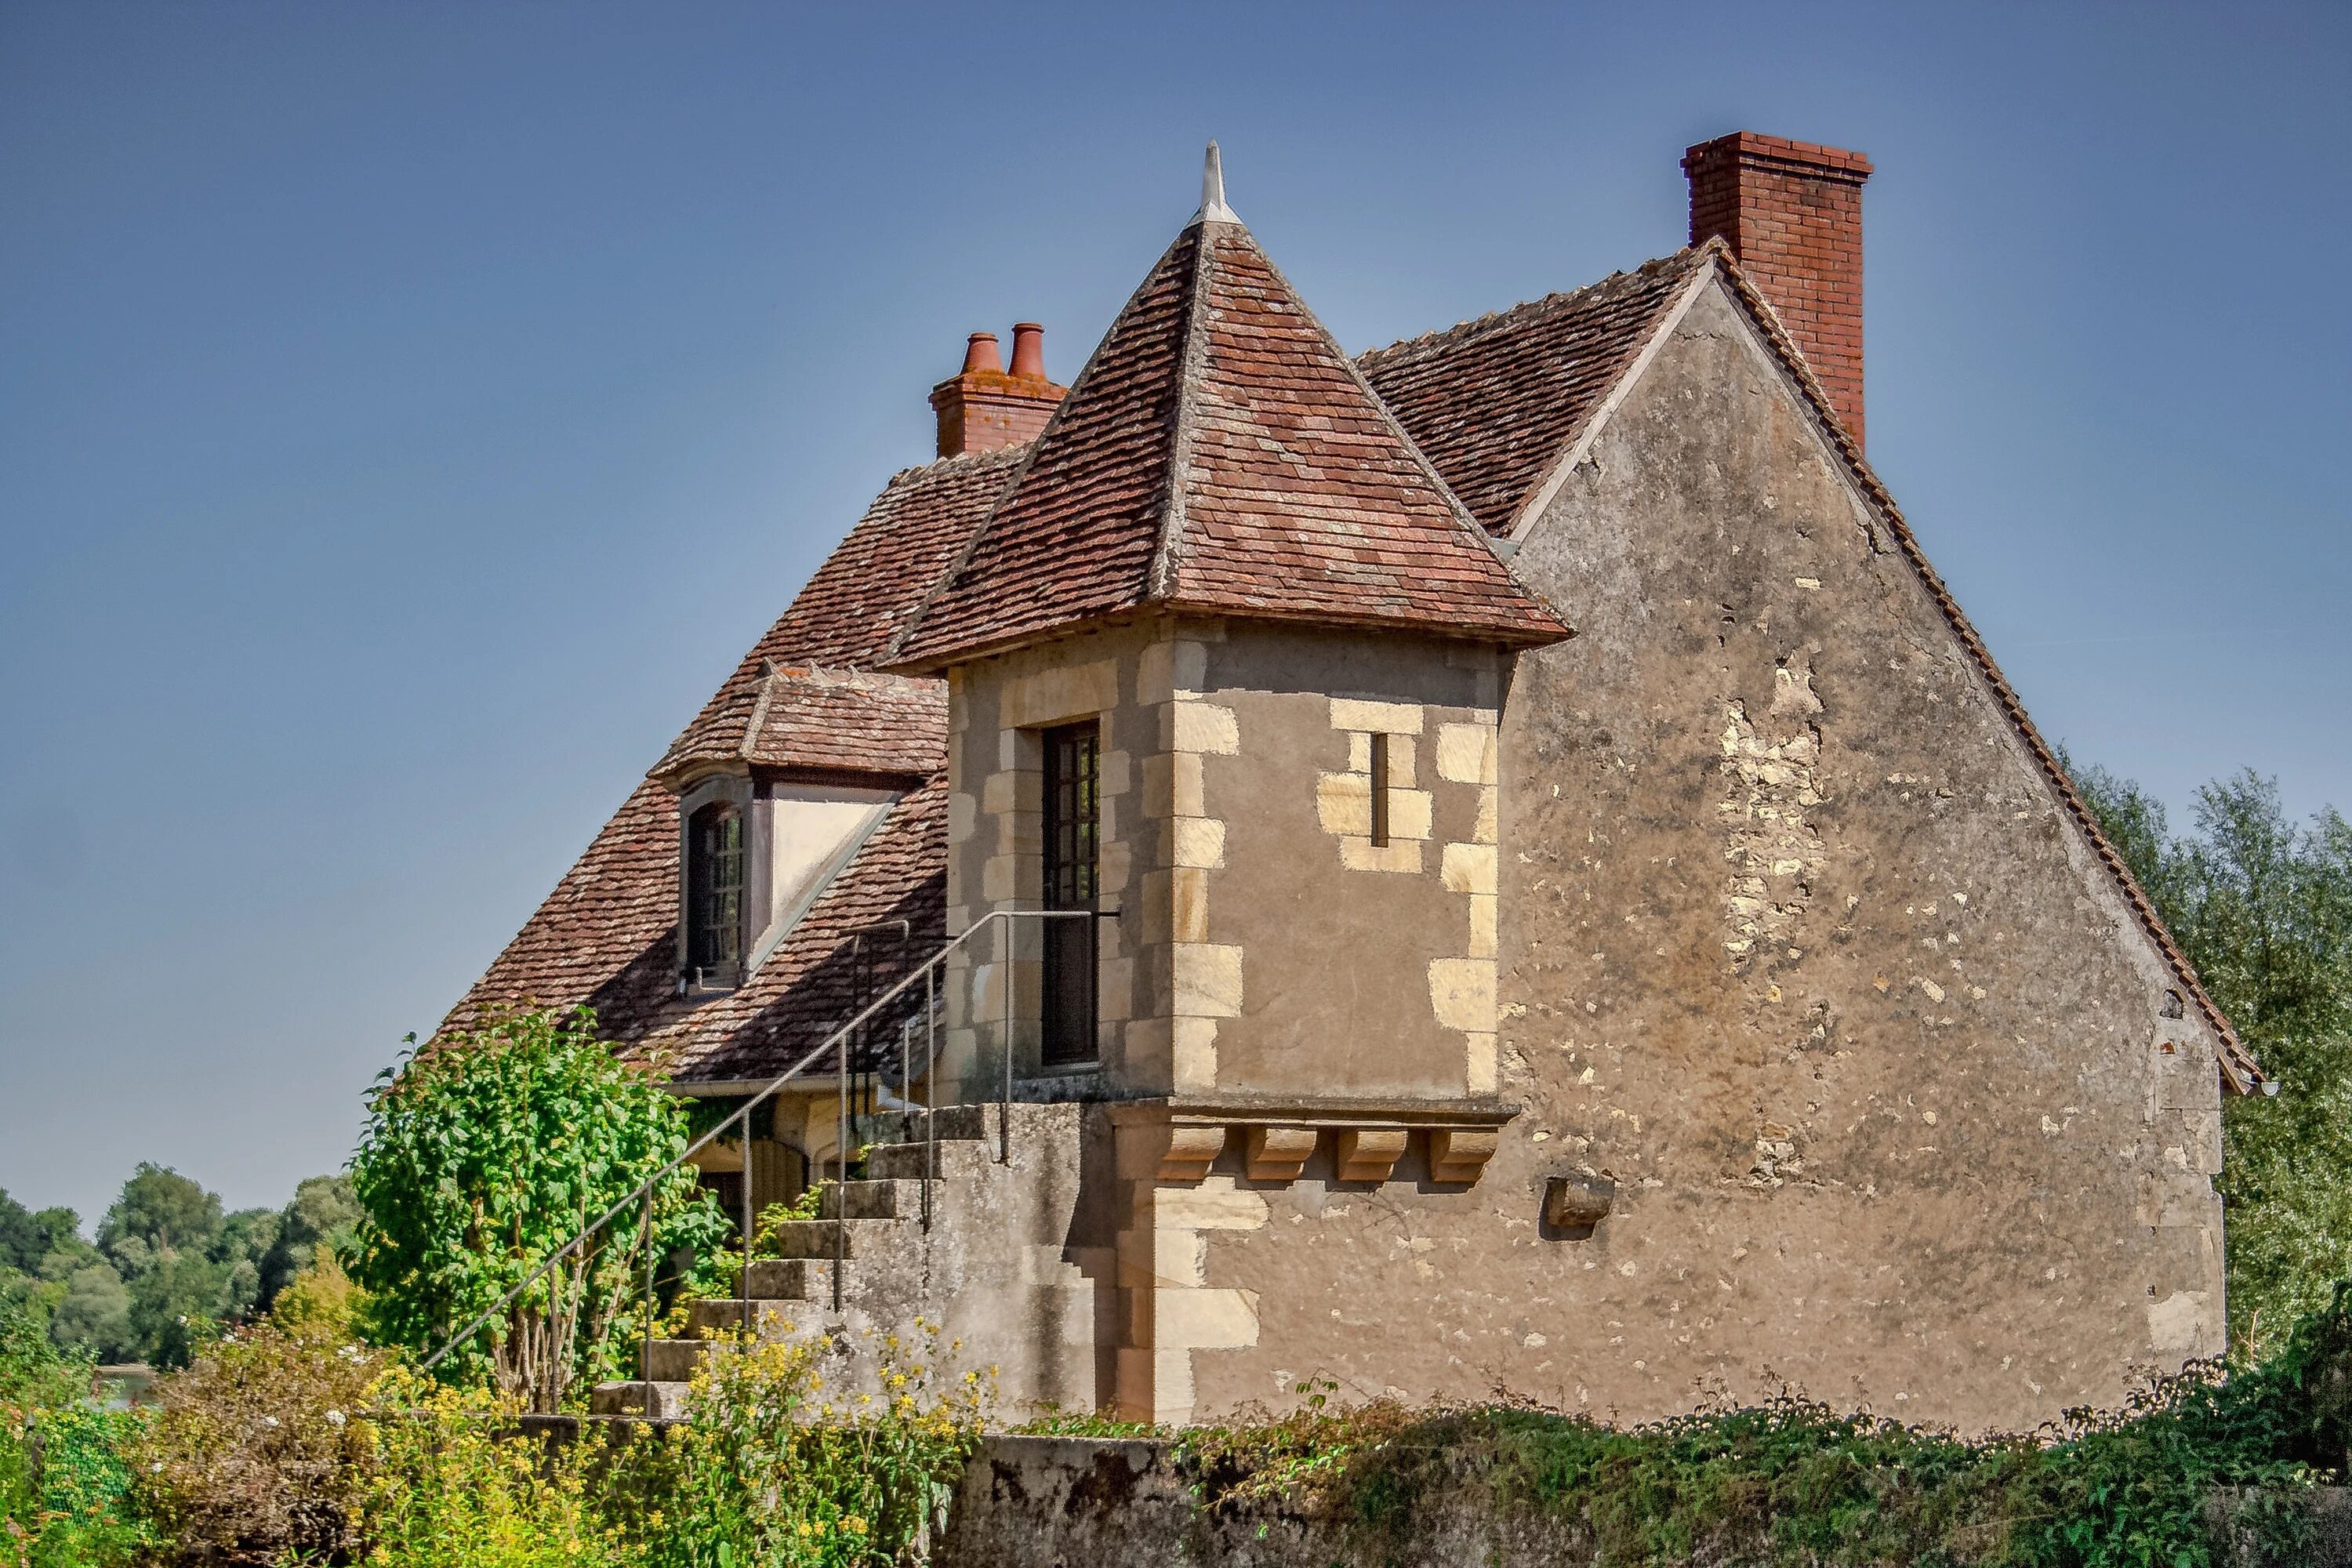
1040, 721, 1099, 1065
688, 802, 744, 981
1369, 733, 1392, 847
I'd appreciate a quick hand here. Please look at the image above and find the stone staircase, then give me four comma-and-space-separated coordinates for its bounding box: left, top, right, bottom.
592, 1102, 1101, 1421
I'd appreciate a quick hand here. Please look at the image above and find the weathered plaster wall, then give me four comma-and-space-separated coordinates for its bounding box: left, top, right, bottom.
1177, 278, 2224, 1434
1192, 624, 1506, 1100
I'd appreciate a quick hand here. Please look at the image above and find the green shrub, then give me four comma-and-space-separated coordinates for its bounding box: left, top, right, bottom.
357, 1370, 637, 1568
133, 1260, 387, 1564
2, 1298, 151, 1568
629, 1319, 986, 1568
351, 1008, 731, 1413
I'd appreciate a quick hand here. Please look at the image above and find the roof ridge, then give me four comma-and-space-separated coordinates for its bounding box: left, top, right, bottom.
1357, 249, 1705, 369
882, 228, 1196, 667
1702, 249, 2259, 1091
1147, 222, 1218, 601
873, 442, 1033, 493
1241, 223, 1565, 610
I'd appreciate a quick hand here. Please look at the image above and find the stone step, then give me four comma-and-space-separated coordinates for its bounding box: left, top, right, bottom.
764, 1217, 898, 1260
859, 1104, 990, 1149
818, 1178, 920, 1221
642, 1338, 710, 1383
739, 1258, 834, 1301
860, 1140, 969, 1181
590, 1379, 690, 1420
684, 1298, 824, 1339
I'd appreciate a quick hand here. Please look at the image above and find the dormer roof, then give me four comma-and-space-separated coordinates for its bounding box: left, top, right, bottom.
652, 665, 946, 786
887, 175, 1570, 670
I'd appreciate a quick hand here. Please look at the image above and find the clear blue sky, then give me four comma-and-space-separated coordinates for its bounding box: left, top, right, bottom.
3, 2, 2347, 1227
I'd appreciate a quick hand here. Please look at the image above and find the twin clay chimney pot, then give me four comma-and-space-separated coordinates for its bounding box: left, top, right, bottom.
931, 321, 1066, 456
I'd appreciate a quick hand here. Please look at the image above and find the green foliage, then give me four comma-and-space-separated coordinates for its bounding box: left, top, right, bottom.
45, 1264, 133, 1366
0, 1199, 74, 1281
257, 1173, 363, 1306
1166, 1357, 2325, 1567
1, 1299, 149, 1568
583, 1319, 983, 1568
16, 1161, 342, 1369
133, 1258, 387, 1564
358, 1370, 639, 1568
350, 1007, 730, 1410
2071, 764, 2352, 1355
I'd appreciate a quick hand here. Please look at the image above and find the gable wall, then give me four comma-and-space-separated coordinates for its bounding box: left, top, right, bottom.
1491, 278, 2223, 1420
1178, 279, 2222, 1434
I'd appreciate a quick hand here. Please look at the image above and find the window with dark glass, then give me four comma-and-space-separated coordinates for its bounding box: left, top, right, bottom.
1040, 721, 1099, 1065
688, 802, 744, 981
1369, 733, 1392, 846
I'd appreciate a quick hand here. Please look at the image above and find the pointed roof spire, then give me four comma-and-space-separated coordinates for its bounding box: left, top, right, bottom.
1193, 140, 1240, 227
887, 209, 1570, 671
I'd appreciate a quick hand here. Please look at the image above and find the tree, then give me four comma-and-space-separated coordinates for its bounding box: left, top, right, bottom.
49, 1261, 136, 1363
0, 1191, 77, 1276
254, 1175, 360, 1309
97, 1165, 222, 1264
349, 1007, 728, 1411
2072, 764, 2352, 1355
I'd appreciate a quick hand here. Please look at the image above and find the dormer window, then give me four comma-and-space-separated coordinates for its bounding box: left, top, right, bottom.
688, 802, 745, 983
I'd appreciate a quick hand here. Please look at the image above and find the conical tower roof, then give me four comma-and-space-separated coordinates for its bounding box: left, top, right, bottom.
888, 151, 1569, 670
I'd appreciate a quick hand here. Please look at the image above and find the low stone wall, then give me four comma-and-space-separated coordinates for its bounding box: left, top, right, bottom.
935, 1433, 1586, 1567
936, 1436, 2352, 1568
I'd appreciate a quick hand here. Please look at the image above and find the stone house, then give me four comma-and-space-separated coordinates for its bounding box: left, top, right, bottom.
442, 132, 2260, 1433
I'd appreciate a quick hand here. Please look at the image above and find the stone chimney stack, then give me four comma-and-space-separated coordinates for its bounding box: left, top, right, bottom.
1683, 132, 1873, 446
930, 324, 1066, 457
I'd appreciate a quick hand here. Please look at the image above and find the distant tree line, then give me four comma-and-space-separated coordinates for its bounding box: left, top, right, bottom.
0, 1167, 358, 1369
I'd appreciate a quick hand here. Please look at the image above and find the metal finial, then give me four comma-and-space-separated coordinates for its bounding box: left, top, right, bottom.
1195, 141, 1239, 225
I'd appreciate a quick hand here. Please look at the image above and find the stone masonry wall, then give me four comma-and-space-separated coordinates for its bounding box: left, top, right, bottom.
1172, 277, 2224, 1434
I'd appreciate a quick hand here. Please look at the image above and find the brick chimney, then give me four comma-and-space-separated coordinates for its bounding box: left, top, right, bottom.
1683, 132, 1872, 446
929, 324, 1066, 456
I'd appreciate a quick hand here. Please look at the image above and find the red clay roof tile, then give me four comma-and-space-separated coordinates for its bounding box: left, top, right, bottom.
1358, 250, 1707, 536
889, 220, 1570, 668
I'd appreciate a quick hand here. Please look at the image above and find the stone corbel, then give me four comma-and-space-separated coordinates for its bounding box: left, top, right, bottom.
1158, 1124, 1228, 1182
1428, 1127, 1501, 1185
1334, 1128, 1410, 1183
1244, 1126, 1319, 1182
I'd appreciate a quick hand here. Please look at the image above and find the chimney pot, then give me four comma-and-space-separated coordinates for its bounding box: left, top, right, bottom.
1683, 131, 1872, 446
929, 323, 1067, 459
1007, 322, 1046, 380
960, 332, 1004, 375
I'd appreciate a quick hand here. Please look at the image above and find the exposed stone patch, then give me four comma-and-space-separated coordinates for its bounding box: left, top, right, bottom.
1716, 679, 1828, 969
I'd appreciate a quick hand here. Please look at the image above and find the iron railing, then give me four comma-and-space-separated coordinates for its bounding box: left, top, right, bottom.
417, 906, 1098, 1380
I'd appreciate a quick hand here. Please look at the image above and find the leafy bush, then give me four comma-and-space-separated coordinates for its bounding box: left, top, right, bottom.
626, 1319, 986, 1568
2, 1301, 148, 1568
357, 1370, 637, 1568
1155, 1354, 2330, 1568
133, 1260, 387, 1564
350, 1007, 729, 1411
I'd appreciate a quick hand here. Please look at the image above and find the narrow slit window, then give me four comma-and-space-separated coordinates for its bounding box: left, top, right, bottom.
1369, 733, 1391, 846
1040, 720, 1101, 1066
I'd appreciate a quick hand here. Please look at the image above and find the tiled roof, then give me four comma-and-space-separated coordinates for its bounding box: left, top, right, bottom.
1696, 247, 2262, 1091
1357, 250, 1708, 536
436, 452, 1013, 1076
652, 665, 946, 784
889, 218, 1570, 668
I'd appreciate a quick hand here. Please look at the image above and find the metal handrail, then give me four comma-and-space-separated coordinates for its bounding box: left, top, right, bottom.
417, 906, 1094, 1376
